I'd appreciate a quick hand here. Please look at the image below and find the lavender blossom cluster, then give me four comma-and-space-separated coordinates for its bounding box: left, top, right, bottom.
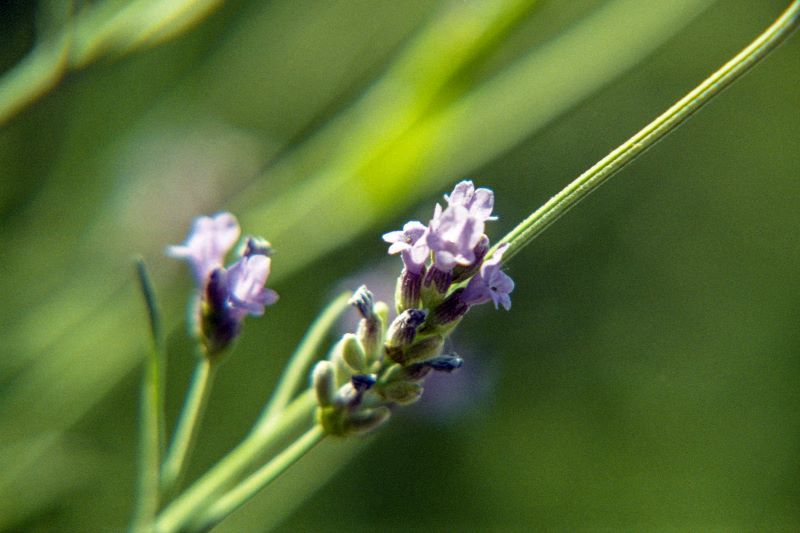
313, 181, 514, 436
168, 213, 278, 356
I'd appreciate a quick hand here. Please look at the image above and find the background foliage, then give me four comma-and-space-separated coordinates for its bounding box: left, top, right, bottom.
1, 0, 798, 530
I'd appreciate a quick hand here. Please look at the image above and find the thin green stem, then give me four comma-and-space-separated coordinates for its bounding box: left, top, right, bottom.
495, 0, 800, 263
256, 291, 352, 431
131, 258, 167, 531
154, 390, 317, 533
161, 356, 218, 496
190, 426, 326, 532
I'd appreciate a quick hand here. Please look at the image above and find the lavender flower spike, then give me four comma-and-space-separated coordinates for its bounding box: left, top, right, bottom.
168, 212, 241, 285
226, 255, 279, 320
382, 221, 429, 274
462, 243, 515, 310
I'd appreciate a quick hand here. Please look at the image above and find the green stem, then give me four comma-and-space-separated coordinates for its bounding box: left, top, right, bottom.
161, 356, 218, 496
154, 390, 317, 533
256, 292, 352, 431
495, 0, 800, 263
190, 426, 326, 532
131, 259, 167, 531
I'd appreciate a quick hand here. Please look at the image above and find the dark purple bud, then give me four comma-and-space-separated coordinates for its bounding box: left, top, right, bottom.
386, 309, 426, 349
349, 285, 375, 319
428, 288, 470, 327
205, 268, 229, 310
350, 286, 383, 364
422, 355, 464, 372
405, 354, 463, 380
397, 267, 424, 311
351, 373, 377, 392
423, 266, 452, 294
200, 268, 241, 356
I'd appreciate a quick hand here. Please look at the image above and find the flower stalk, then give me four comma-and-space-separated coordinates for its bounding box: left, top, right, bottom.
494, 0, 800, 264
160, 355, 218, 496
190, 425, 326, 531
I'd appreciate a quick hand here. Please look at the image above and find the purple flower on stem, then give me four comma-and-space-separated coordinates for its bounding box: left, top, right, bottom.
226, 255, 279, 320
462, 243, 514, 310
444, 180, 497, 222
383, 221, 429, 274
169, 212, 278, 355
427, 203, 484, 271
168, 212, 240, 285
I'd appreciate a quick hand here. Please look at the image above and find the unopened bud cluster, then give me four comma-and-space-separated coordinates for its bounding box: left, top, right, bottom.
313, 181, 514, 436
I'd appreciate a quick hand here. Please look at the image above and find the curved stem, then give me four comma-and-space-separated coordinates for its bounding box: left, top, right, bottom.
161, 357, 217, 496
190, 426, 326, 532
154, 390, 317, 533
256, 292, 352, 431
495, 0, 800, 263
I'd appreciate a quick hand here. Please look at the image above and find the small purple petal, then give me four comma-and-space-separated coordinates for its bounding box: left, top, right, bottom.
428, 205, 484, 270
461, 244, 513, 310
384, 220, 429, 273
168, 212, 241, 285
444, 181, 496, 222
227, 255, 278, 317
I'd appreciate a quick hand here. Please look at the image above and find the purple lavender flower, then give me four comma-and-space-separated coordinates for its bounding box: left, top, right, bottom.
169, 212, 278, 355
427, 203, 484, 271
444, 180, 497, 222
226, 255, 279, 320
461, 244, 514, 310
382, 221, 429, 274
168, 212, 240, 285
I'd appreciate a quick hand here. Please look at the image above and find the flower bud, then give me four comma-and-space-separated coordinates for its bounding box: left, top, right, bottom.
200, 268, 240, 356
386, 309, 426, 349
400, 334, 444, 366
395, 267, 424, 312
428, 288, 469, 328
340, 333, 367, 373
313, 361, 336, 407
379, 380, 423, 405
239, 236, 273, 257
350, 286, 384, 366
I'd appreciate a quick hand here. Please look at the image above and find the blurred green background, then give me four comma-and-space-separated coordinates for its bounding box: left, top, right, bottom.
1, 0, 798, 530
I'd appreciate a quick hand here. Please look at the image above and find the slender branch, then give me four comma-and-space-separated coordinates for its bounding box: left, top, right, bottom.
256, 292, 352, 431
161, 356, 218, 496
131, 258, 167, 530
154, 390, 317, 533
189, 426, 326, 531
495, 0, 800, 263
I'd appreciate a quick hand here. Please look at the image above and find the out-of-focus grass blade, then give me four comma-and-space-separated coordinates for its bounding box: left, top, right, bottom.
70, 0, 226, 67
0, 0, 225, 125
131, 258, 166, 530
240, 0, 715, 279
0, 1, 73, 124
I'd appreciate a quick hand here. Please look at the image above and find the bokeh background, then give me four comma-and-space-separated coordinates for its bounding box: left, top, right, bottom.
1, 0, 799, 530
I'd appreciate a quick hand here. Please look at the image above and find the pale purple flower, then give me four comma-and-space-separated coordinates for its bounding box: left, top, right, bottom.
382, 221, 429, 273
168, 212, 240, 285
169, 212, 278, 355
226, 255, 279, 320
444, 180, 497, 222
462, 244, 514, 310
427, 203, 484, 271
